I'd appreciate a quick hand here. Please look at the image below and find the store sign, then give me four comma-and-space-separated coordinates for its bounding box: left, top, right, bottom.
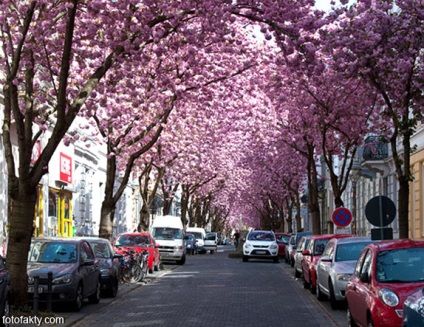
59, 152, 72, 183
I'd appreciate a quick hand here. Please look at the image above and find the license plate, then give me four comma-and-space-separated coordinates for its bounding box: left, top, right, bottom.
160, 252, 170, 257
28, 286, 43, 293
256, 251, 266, 254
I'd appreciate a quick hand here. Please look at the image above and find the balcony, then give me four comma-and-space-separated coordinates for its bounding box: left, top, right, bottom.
361, 136, 390, 175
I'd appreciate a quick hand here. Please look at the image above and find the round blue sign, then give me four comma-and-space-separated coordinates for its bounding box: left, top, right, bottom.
332, 207, 353, 227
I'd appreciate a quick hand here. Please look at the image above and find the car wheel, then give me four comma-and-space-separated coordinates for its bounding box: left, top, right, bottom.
110, 276, 119, 298
303, 276, 309, 289
290, 258, 294, 267
329, 282, 338, 309
309, 275, 316, 294
316, 283, 326, 301
177, 254, 186, 265
243, 256, 248, 262
154, 260, 159, 271
73, 284, 84, 311
0, 297, 10, 327
346, 306, 358, 327
89, 280, 101, 304
295, 268, 301, 278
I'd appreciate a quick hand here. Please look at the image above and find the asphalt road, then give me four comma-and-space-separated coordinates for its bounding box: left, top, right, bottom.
10, 246, 347, 327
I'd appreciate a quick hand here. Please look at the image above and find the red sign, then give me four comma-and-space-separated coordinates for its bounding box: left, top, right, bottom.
332, 207, 352, 227
59, 152, 72, 183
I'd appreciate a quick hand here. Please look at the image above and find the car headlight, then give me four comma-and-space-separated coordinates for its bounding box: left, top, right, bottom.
28, 276, 34, 285
379, 288, 399, 307
100, 268, 110, 277
270, 243, 278, 250
187, 244, 192, 248
52, 274, 73, 285
244, 243, 252, 249
337, 273, 352, 282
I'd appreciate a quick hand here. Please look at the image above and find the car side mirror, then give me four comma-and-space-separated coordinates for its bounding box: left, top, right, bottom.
242, 238, 246, 242
360, 272, 370, 283
320, 255, 332, 262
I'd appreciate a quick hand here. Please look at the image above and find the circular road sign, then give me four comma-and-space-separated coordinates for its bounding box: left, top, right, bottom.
332, 207, 353, 228
365, 195, 396, 227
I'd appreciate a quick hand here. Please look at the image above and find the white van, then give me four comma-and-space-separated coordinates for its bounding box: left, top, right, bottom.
186, 227, 206, 254
151, 215, 186, 265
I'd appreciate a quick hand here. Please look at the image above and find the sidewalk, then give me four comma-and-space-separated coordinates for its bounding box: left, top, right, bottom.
9, 268, 171, 327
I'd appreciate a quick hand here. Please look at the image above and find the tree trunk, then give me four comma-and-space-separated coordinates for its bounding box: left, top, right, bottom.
7, 192, 37, 306
307, 147, 321, 235
138, 204, 150, 231
99, 201, 115, 241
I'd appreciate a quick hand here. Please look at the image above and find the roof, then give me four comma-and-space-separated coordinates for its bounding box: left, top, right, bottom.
309, 233, 352, 240
115, 232, 152, 237
31, 237, 87, 244
332, 236, 372, 245
371, 238, 424, 251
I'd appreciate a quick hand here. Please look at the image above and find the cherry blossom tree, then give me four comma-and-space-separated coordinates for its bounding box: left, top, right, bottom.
325, 0, 424, 238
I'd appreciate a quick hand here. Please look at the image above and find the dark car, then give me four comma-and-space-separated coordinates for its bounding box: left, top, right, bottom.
83, 237, 122, 297
0, 256, 10, 327
403, 287, 424, 327
27, 237, 101, 311
184, 234, 198, 255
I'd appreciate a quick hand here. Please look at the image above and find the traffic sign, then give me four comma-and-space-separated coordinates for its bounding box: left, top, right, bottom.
365, 196, 396, 227
332, 207, 353, 228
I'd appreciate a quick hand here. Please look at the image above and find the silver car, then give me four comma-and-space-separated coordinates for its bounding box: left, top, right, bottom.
316, 236, 374, 309
294, 235, 311, 278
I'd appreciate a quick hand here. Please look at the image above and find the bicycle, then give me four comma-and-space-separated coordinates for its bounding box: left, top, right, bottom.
137, 249, 149, 282
119, 249, 143, 283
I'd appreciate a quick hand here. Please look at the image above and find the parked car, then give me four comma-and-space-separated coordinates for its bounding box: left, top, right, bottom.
243, 230, 279, 263
0, 255, 10, 327
204, 232, 218, 254
113, 232, 160, 274
27, 237, 101, 311
346, 239, 424, 327
302, 233, 352, 293
403, 286, 424, 327
186, 227, 207, 254
289, 231, 312, 267
285, 235, 295, 264
294, 235, 311, 278
185, 233, 198, 255
275, 233, 291, 258
83, 237, 122, 297
315, 236, 374, 309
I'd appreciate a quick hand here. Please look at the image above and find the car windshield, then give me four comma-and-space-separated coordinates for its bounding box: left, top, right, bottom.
186, 235, 195, 241
152, 228, 182, 240
376, 248, 424, 283
205, 233, 216, 240
90, 242, 111, 259
190, 232, 203, 240
28, 241, 77, 263
248, 231, 275, 241
115, 235, 150, 246
335, 242, 372, 262
276, 234, 290, 243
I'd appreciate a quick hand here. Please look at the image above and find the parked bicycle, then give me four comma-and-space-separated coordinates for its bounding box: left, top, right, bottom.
119, 249, 143, 283
138, 249, 149, 282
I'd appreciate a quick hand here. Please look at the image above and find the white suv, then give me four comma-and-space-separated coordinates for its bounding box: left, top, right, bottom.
243, 230, 279, 263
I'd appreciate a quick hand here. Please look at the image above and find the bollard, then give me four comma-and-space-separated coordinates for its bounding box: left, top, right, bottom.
47, 272, 53, 312
33, 276, 39, 315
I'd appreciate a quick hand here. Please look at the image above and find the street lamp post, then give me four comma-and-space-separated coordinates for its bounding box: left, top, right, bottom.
351, 168, 361, 235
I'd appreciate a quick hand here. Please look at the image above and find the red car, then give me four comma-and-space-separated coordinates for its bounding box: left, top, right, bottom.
113, 232, 160, 274
302, 233, 352, 293
275, 233, 291, 258
346, 239, 424, 327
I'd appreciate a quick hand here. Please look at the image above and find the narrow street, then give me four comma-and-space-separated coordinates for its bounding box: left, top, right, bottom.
56, 246, 347, 327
